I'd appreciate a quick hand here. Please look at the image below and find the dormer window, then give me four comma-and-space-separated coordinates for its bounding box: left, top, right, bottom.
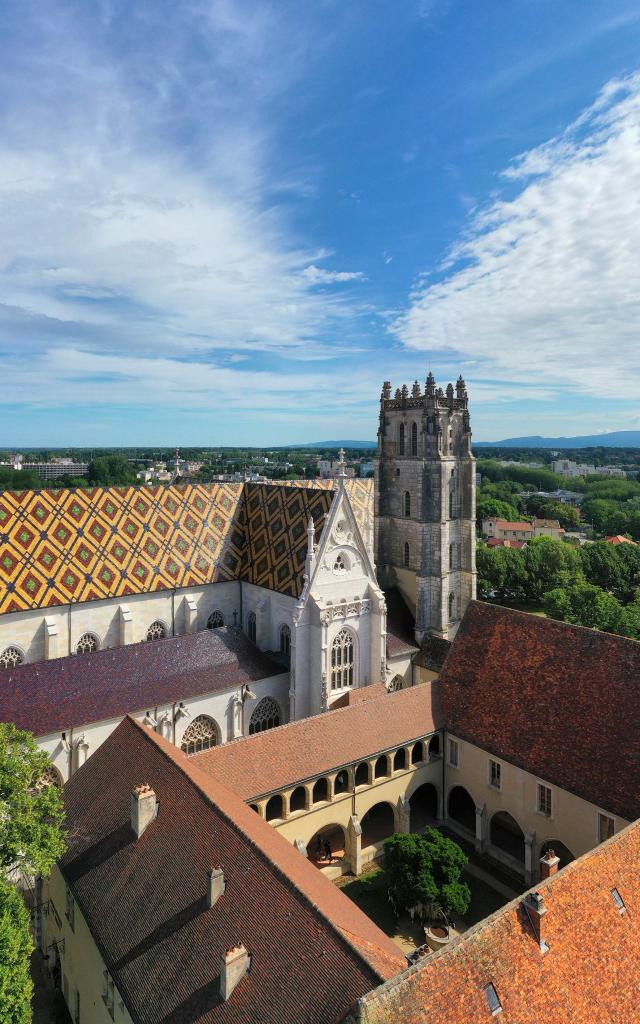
612, 888, 626, 914
484, 983, 502, 1015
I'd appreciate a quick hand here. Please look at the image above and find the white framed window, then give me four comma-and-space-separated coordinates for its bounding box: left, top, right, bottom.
330, 628, 355, 690
76, 632, 99, 655
598, 812, 615, 844
537, 783, 552, 817
448, 738, 459, 768
0, 645, 24, 670
489, 760, 501, 790
146, 621, 166, 642
207, 610, 224, 629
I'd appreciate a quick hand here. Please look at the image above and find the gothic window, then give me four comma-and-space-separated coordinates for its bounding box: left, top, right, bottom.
76, 632, 99, 655
146, 621, 166, 642
404, 491, 411, 518
448, 592, 455, 620
249, 696, 281, 735
247, 611, 257, 644
388, 674, 404, 692
33, 764, 63, 791
399, 422, 405, 455
333, 554, 346, 574
207, 610, 224, 629
449, 491, 454, 519
180, 715, 220, 756
279, 624, 291, 659
411, 422, 418, 456
0, 646, 23, 670
449, 544, 454, 569
404, 542, 410, 568
331, 628, 355, 690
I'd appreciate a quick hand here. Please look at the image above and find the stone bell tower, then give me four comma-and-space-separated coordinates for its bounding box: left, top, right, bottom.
374, 372, 476, 642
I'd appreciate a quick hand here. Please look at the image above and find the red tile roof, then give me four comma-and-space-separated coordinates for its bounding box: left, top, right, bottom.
486, 538, 526, 548
486, 519, 533, 531
606, 534, 636, 545
352, 819, 640, 1024
439, 602, 640, 821
194, 684, 441, 799
534, 518, 562, 529
60, 717, 406, 1024
0, 627, 283, 736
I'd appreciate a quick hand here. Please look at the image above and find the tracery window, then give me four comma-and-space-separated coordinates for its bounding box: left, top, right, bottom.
33, 764, 63, 791
146, 621, 166, 642
333, 554, 346, 573
331, 628, 354, 690
411, 422, 418, 456
0, 646, 23, 670
247, 611, 257, 644
279, 624, 291, 659
249, 697, 281, 735
388, 674, 404, 692
207, 610, 224, 630
404, 543, 410, 568
180, 715, 220, 756
399, 423, 405, 455
404, 491, 411, 518
76, 632, 99, 655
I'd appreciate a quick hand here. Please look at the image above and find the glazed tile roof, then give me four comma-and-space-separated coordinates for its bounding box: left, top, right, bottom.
60, 717, 406, 1024
439, 601, 640, 821
194, 684, 441, 799
0, 479, 374, 613
353, 819, 640, 1024
0, 627, 283, 737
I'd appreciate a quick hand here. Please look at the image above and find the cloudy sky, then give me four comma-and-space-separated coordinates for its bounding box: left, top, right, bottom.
2, 0, 640, 445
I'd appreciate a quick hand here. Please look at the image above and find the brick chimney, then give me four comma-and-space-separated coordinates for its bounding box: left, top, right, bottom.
131, 785, 158, 838
220, 945, 250, 1001
540, 849, 560, 879
523, 891, 548, 951
207, 867, 226, 909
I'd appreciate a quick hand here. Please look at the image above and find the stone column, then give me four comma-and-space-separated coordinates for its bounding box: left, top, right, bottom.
347, 815, 363, 876
525, 831, 537, 885
436, 787, 444, 822
183, 595, 198, 634
43, 617, 59, 660
397, 795, 411, 834
119, 604, 133, 646
475, 802, 487, 854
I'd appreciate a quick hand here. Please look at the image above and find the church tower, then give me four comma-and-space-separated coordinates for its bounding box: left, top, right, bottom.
374, 373, 476, 643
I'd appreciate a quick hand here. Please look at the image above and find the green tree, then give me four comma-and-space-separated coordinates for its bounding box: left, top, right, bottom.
87, 455, 137, 487
476, 544, 527, 602
580, 542, 627, 598
476, 498, 521, 526
543, 580, 634, 637
383, 828, 471, 918
0, 879, 32, 1024
522, 537, 583, 601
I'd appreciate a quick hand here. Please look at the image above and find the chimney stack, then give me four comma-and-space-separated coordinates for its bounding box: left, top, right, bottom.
523, 891, 548, 951
131, 785, 158, 838
220, 945, 250, 1001
207, 867, 226, 909
539, 849, 560, 879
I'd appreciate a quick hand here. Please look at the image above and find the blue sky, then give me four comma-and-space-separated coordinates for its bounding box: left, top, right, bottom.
2, 0, 640, 445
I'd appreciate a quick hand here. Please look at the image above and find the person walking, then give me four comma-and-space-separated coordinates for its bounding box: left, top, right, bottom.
324, 839, 333, 864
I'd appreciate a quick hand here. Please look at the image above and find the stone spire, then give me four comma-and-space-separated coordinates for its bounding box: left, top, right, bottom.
426, 371, 436, 397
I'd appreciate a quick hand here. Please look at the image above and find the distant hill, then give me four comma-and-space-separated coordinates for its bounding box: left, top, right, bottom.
302, 440, 377, 449
476, 430, 640, 449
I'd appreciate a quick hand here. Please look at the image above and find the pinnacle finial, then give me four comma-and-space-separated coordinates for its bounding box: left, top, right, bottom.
337, 448, 346, 479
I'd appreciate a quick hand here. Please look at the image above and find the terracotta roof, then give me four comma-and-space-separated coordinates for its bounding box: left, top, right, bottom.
194, 684, 441, 799
60, 717, 406, 1024
439, 601, 640, 820
0, 627, 283, 737
534, 518, 562, 529
331, 683, 388, 709
384, 588, 418, 657
353, 819, 640, 1024
0, 479, 374, 613
606, 534, 636, 545
490, 519, 533, 531
486, 538, 526, 548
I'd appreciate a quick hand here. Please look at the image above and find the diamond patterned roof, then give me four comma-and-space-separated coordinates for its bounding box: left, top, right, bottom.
0, 479, 374, 614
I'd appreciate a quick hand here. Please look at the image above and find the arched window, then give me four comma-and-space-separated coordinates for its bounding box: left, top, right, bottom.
404, 491, 411, 518
331, 628, 354, 690
449, 491, 454, 519
449, 544, 454, 570
249, 696, 281, 735
449, 592, 456, 620
33, 764, 63, 791
388, 675, 404, 692
0, 646, 23, 670
146, 621, 166, 642
403, 543, 410, 568
76, 632, 99, 655
247, 611, 257, 644
411, 422, 418, 456
399, 422, 405, 455
207, 610, 224, 629
180, 715, 219, 756
355, 762, 369, 787
279, 624, 291, 659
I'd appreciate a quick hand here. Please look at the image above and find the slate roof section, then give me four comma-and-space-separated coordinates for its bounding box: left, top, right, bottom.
352, 819, 640, 1024
384, 588, 418, 657
60, 717, 406, 1024
194, 684, 441, 799
0, 479, 374, 612
439, 601, 640, 821
0, 627, 284, 737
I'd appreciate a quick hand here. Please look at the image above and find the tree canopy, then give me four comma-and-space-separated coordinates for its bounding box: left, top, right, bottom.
383, 828, 471, 918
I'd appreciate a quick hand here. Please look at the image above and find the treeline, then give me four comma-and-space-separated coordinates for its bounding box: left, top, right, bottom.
478, 537, 640, 638
0, 455, 138, 492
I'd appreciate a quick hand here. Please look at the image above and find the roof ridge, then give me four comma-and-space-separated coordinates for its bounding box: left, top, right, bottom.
464, 600, 640, 648
127, 717, 404, 982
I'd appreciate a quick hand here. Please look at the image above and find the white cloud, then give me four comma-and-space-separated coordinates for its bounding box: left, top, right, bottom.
392, 73, 640, 398
301, 265, 366, 284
